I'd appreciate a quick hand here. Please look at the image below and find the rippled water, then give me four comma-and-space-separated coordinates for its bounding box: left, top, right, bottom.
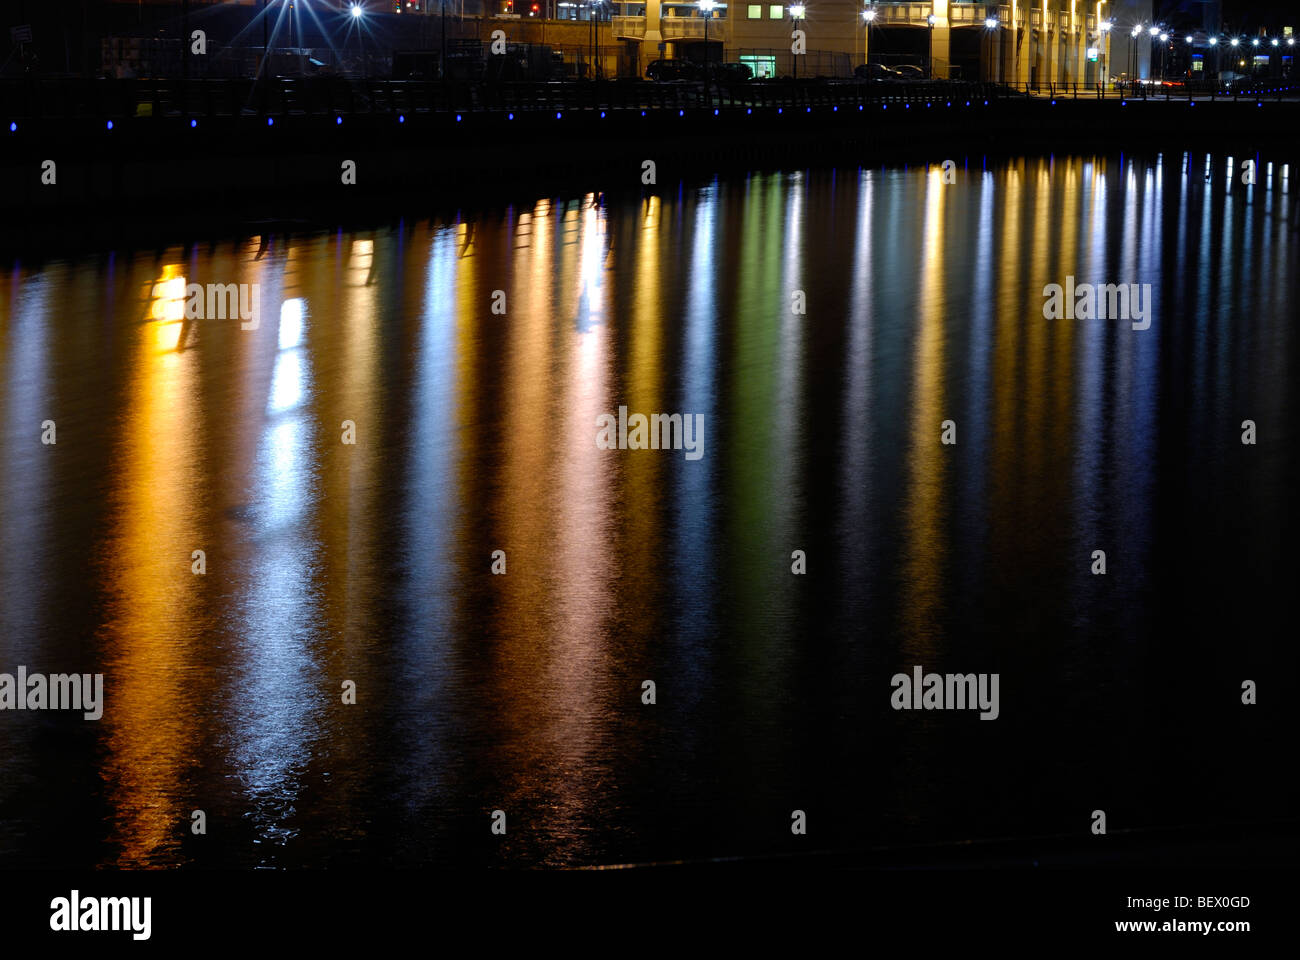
0, 153, 1295, 867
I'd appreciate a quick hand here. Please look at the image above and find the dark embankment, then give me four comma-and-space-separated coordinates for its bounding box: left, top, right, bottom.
2, 78, 1297, 255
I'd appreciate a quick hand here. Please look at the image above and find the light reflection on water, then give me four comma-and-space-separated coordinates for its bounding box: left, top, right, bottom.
0, 154, 1294, 867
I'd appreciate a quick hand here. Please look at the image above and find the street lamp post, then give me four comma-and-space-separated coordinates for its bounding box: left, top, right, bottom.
585, 1, 604, 82
1147, 24, 1158, 89
790, 4, 805, 81
1128, 26, 1140, 88
1099, 20, 1112, 92
699, 0, 717, 96
983, 16, 998, 84
350, 4, 364, 78
863, 7, 876, 73
927, 13, 936, 80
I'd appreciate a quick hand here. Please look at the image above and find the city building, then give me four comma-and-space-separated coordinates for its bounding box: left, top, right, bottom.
608, 1, 1124, 85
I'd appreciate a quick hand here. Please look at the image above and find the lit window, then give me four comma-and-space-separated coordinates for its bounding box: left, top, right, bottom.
769, 4, 783, 17
740, 54, 777, 78
748, 4, 761, 17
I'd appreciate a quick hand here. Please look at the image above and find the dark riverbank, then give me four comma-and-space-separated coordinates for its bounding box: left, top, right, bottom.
3, 78, 1298, 255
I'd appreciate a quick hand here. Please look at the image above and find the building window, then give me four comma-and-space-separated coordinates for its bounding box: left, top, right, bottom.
748, 4, 761, 18
769, 4, 783, 18
740, 54, 777, 78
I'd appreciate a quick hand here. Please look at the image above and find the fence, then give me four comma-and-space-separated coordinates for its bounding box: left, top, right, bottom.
101, 38, 393, 80
99, 36, 886, 84
0, 76, 1002, 121
1000, 78, 1300, 100
100, 36, 638, 82
731, 49, 857, 80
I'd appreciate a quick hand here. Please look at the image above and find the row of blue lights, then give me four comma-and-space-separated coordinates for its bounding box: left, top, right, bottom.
19, 91, 1293, 135
524, 100, 993, 120
0, 99, 1026, 133
1113, 98, 1274, 107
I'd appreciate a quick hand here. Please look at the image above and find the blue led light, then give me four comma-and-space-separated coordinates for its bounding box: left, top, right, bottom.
399, 114, 405, 123
8, 122, 15, 132
508, 112, 514, 119
267, 117, 274, 126
556, 111, 562, 119
456, 114, 462, 121
336, 116, 342, 125
191, 118, 198, 128
106, 120, 114, 130
713, 108, 719, 115
600, 111, 606, 117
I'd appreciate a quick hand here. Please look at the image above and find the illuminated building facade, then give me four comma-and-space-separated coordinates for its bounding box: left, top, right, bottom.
608, 1, 1121, 84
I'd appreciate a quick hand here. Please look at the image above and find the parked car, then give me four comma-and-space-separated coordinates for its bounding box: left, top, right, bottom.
854, 62, 889, 80
647, 59, 698, 82
716, 61, 754, 82
857, 63, 926, 81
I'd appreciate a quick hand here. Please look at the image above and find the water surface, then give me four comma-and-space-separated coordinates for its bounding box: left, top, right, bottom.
0, 153, 1295, 867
